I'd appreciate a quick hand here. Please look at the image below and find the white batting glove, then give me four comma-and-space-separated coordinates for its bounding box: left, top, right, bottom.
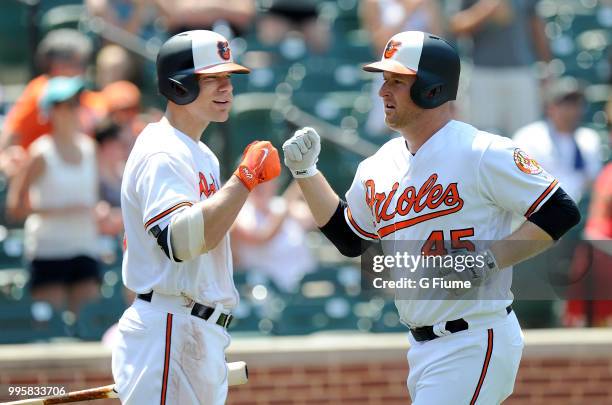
282, 127, 321, 178
437, 249, 500, 295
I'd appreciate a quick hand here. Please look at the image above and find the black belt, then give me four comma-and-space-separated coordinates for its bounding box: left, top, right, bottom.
410, 305, 512, 342
138, 291, 233, 329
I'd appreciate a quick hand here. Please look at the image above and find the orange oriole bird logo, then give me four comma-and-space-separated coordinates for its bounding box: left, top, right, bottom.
513, 148, 543, 175
217, 41, 231, 60
384, 40, 402, 59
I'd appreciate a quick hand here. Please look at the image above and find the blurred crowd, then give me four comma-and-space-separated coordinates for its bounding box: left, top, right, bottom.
0, 0, 610, 332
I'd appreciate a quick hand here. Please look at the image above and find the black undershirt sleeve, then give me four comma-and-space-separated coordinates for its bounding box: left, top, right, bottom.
150, 224, 182, 262
527, 187, 581, 240
319, 200, 374, 257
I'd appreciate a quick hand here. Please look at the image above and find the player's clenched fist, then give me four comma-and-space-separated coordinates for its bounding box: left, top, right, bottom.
283, 127, 321, 178
234, 140, 281, 191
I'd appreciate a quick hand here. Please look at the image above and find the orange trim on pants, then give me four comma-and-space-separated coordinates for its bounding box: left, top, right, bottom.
160, 313, 173, 405
470, 329, 494, 405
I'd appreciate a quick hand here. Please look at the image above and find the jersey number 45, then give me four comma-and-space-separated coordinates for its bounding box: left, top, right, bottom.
421, 228, 475, 256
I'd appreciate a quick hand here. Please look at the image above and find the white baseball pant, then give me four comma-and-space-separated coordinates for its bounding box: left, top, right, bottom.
112, 293, 231, 405
407, 309, 524, 404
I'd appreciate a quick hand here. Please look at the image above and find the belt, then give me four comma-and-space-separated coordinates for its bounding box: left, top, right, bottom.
410, 305, 512, 342
137, 291, 233, 329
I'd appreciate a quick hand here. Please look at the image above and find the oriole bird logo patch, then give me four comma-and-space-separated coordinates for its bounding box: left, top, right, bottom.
513, 148, 543, 175
384, 40, 402, 59
217, 41, 231, 60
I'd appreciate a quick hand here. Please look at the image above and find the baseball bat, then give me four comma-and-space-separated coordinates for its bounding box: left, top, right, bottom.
1, 361, 248, 405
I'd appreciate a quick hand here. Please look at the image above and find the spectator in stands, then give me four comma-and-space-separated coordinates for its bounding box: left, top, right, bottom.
0, 145, 27, 180
513, 77, 602, 203
361, 0, 444, 54
584, 164, 612, 241
256, 0, 331, 54
232, 179, 316, 292
0, 29, 106, 177
100, 80, 146, 150
608, 92, 612, 145
95, 45, 135, 89
448, 0, 552, 137
6, 77, 101, 315
95, 120, 124, 208
360, 0, 444, 136
102, 80, 140, 128
563, 92, 612, 327
154, 0, 255, 38
563, 161, 612, 327
93, 119, 125, 238
86, 0, 158, 39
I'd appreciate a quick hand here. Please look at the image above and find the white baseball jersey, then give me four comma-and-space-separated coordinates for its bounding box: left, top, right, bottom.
121, 120, 239, 308
346, 120, 559, 327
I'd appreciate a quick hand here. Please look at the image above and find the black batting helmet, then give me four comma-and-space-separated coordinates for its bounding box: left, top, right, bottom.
156, 30, 250, 105
363, 31, 460, 109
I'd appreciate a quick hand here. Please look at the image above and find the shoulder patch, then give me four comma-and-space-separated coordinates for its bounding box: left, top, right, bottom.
513, 148, 543, 175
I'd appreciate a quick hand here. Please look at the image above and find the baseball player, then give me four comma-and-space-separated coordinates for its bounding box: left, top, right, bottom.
283, 31, 580, 404
112, 30, 280, 405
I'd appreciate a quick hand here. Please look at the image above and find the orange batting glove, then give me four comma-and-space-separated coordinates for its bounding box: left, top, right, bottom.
234, 141, 281, 191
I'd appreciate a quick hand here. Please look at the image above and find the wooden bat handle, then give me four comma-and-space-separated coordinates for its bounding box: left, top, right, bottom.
1, 361, 248, 404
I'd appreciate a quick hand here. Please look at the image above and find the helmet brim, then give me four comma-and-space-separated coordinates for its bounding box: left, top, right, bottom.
194, 62, 250, 74
362, 60, 416, 75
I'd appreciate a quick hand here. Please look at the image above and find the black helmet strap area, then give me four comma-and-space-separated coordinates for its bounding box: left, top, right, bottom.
410, 34, 460, 109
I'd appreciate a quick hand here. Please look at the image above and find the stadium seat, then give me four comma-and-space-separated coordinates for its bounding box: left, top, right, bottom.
231, 269, 287, 333
370, 300, 407, 333
228, 299, 259, 332
0, 268, 28, 301
228, 97, 289, 162
273, 295, 361, 335
233, 269, 284, 297
297, 265, 361, 297
75, 297, 127, 341
0, 230, 25, 270
0, 175, 10, 227
0, 2, 30, 68
512, 300, 560, 329
0, 299, 67, 344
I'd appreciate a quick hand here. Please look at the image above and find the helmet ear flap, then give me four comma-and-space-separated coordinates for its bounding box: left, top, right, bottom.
166, 74, 199, 105
169, 78, 188, 97
410, 76, 447, 109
